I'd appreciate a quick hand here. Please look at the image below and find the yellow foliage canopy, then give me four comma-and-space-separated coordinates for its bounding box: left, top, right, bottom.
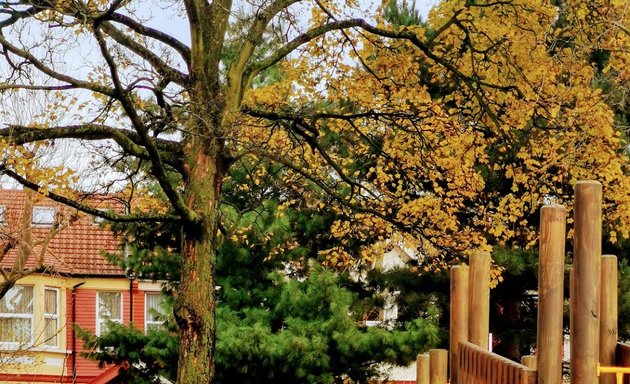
240, 0, 630, 267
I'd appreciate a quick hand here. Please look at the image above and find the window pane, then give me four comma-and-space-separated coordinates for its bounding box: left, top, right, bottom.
32, 207, 55, 225
44, 289, 58, 315
43, 318, 58, 347
145, 293, 163, 322
0, 286, 33, 314
0, 318, 31, 343
98, 292, 121, 320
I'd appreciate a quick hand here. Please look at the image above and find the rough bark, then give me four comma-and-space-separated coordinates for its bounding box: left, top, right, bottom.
175, 133, 225, 383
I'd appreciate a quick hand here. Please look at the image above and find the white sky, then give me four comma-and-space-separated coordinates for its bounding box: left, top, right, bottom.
142, 0, 439, 44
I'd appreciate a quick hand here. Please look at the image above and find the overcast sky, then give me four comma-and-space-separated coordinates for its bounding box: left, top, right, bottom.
140, 0, 440, 45
0, 0, 441, 190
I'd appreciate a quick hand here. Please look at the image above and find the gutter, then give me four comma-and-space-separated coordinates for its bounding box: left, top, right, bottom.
71, 282, 85, 384
129, 277, 134, 324
126, 268, 136, 325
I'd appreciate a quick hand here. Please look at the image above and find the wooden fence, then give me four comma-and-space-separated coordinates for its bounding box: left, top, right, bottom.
457, 342, 536, 384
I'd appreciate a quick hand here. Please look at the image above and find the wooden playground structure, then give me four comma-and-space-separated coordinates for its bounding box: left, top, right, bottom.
415, 181, 630, 384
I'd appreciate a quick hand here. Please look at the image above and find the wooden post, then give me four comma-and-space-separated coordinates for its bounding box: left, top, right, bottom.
537, 204, 566, 384
570, 265, 575, 369
571, 180, 602, 384
468, 251, 491, 349
450, 265, 469, 384
429, 349, 448, 384
600, 255, 618, 384
522, 355, 537, 370
417, 353, 430, 384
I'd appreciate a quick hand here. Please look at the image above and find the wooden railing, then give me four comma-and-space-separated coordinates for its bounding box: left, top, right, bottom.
458, 342, 537, 384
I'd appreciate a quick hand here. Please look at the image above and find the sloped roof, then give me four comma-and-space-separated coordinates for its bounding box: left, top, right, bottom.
0, 189, 125, 276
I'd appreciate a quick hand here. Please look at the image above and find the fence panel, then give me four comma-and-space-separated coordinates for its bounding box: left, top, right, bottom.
458, 341, 537, 384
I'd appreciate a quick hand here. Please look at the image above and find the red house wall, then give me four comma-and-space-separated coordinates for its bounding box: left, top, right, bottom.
65, 282, 147, 383
132, 284, 146, 329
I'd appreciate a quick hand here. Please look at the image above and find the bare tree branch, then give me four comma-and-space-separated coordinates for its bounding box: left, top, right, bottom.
0, 6, 40, 28
0, 124, 184, 171
108, 12, 191, 65
0, 83, 77, 91
100, 21, 190, 87
244, 18, 367, 84
93, 27, 196, 223
0, 33, 116, 97
0, 167, 180, 223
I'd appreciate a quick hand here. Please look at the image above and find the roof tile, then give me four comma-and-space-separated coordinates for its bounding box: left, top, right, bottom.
0, 189, 124, 276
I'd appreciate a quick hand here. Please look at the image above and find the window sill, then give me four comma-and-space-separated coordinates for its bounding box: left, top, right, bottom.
0, 344, 67, 354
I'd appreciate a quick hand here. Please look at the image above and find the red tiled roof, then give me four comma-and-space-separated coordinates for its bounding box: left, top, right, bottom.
0, 189, 125, 276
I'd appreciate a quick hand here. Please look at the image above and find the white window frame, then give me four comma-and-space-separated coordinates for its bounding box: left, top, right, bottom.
0, 285, 34, 347
144, 292, 165, 332
0, 205, 5, 225
96, 292, 123, 336
32, 206, 55, 226
43, 287, 60, 348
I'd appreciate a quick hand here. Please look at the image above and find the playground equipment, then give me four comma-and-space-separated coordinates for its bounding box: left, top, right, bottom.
416, 181, 630, 384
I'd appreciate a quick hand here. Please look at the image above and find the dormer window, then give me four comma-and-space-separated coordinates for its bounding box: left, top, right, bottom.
0, 206, 5, 225
32, 206, 55, 226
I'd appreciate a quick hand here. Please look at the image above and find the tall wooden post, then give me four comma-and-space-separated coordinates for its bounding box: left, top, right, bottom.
450, 265, 469, 384
416, 354, 430, 384
429, 349, 448, 384
522, 355, 537, 371
599, 255, 618, 384
469, 251, 491, 349
571, 180, 602, 384
537, 204, 566, 384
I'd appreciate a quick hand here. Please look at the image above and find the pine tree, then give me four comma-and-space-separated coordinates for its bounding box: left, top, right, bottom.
85, 165, 440, 383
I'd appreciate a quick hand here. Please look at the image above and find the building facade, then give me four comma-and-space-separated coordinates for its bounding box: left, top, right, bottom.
0, 189, 164, 384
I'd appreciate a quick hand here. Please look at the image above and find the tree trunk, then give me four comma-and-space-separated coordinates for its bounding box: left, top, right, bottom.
175, 130, 225, 384
175, 0, 234, 380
